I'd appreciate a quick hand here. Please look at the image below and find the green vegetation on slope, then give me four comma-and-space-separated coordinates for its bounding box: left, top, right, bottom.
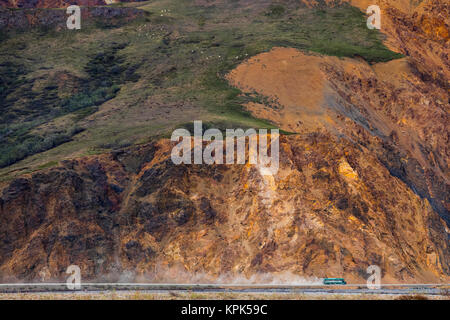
0, 0, 402, 175
0, 42, 140, 167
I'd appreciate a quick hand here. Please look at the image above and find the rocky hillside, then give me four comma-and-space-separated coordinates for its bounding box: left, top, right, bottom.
0, 136, 448, 283
0, 0, 448, 283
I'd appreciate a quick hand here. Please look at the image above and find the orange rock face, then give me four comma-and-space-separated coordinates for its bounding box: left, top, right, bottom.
0, 0, 448, 284
0, 136, 448, 283
227, 46, 448, 223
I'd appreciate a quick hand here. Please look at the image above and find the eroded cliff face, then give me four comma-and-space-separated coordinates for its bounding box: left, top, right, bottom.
0, 0, 448, 283
0, 137, 448, 283
227, 47, 449, 225
357, 0, 449, 87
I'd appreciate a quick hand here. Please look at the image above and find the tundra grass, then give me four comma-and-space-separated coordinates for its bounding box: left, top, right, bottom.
0, 0, 402, 178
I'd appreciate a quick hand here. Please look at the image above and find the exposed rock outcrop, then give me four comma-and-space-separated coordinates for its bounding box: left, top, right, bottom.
227, 47, 449, 225
0, 136, 448, 283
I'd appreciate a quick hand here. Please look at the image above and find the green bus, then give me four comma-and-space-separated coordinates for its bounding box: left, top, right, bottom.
323, 278, 347, 285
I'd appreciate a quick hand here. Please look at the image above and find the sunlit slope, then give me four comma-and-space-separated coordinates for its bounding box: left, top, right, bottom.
0, 0, 401, 179
0, 0, 448, 283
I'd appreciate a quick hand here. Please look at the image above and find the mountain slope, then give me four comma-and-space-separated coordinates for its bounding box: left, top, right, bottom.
0, 137, 448, 283
0, 0, 448, 283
